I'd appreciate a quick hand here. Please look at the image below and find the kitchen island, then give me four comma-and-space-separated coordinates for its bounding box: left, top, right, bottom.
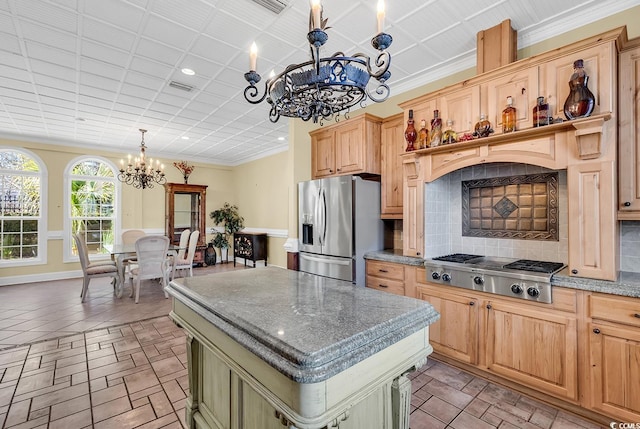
166, 267, 439, 429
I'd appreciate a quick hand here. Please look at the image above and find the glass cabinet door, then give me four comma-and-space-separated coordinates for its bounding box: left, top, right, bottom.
164, 183, 208, 247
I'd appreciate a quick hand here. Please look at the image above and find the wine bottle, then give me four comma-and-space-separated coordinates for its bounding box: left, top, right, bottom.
502, 96, 516, 133
404, 110, 417, 152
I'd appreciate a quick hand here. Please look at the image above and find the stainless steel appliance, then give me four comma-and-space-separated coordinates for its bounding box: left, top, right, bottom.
424, 254, 565, 303
298, 175, 383, 286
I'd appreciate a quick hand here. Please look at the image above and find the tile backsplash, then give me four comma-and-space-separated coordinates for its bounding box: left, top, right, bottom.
621, 221, 640, 272
424, 163, 569, 264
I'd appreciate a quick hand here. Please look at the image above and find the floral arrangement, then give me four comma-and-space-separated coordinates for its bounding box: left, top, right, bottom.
173, 161, 195, 183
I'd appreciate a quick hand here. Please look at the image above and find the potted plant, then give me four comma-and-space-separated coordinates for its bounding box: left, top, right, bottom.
209, 203, 244, 263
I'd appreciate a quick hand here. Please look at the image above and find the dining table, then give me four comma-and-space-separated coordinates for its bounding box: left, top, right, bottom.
107, 242, 183, 298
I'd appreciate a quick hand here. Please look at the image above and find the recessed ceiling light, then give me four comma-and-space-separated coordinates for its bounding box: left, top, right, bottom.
181, 136, 189, 140
181, 68, 195, 76
277, 136, 285, 141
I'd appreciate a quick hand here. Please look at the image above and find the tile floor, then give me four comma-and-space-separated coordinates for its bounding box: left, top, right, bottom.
0, 267, 605, 428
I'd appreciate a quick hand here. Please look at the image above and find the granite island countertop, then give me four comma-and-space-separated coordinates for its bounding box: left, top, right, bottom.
166, 266, 440, 383
364, 250, 640, 298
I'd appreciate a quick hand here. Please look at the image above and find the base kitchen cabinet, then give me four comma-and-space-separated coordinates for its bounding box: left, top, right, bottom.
366, 260, 405, 296
586, 293, 640, 422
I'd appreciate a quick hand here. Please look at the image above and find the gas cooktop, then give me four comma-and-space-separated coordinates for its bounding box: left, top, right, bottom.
425, 253, 566, 303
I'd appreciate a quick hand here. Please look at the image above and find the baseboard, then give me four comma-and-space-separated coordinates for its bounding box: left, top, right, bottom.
0, 270, 82, 286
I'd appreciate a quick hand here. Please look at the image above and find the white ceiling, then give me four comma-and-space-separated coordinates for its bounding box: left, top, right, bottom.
0, 0, 636, 166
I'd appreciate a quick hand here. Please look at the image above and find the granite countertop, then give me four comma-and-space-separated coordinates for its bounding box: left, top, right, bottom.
365, 250, 640, 299
166, 267, 440, 383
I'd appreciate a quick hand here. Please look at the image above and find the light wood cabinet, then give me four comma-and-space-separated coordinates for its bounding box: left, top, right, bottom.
618, 43, 640, 217
485, 299, 578, 401
485, 66, 538, 133
164, 183, 207, 264
366, 260, 405, 296
416, 283, 479, 365
438, 85, 481, 136
310, 114, 382, 179
380, 114, 404, 219
402, 156, 423, 257
567, 161, 617, 281
414, 275, 579, 402
586, 293, 640, 422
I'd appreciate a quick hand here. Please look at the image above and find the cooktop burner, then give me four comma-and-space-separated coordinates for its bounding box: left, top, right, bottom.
432, 253, 482, 263
503, 259, 565, 274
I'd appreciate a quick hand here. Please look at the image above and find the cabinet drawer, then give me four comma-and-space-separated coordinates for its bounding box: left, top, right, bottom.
589, 294, 640, 327
366, 260, 404, 281
366, 276, 405, 296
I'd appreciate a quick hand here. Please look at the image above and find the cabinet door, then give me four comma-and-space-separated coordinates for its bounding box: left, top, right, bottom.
335, 120, 365, 175
542, 43, 614, 120
417, 285, 479, 364
485, 67, 538, 132
381, 114, 404, 218
438, 85, 480, 135
485, 300, 578, 401
618, 46, 640, 215
311, 129, 335, 178
403, 161, 423, 257
588, 322, 640, 422
567, 161, 617, 281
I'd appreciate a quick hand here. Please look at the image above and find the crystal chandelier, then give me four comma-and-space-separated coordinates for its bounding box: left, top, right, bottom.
243, 0, 392, 124
118, 129, 166, 189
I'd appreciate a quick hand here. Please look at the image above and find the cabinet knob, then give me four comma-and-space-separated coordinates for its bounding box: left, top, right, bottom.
329, 169, 333, 173
624, 201, 631, 207
634, 313, 640, 319
593, 328, 601, 334
469, 301, 475, 306
416, 252, 421, 256
337, 168, 341, 172
571, 269, 578, 275
379, 269, 388, 273
486, 304, 492, 310
379, 284, 388, 288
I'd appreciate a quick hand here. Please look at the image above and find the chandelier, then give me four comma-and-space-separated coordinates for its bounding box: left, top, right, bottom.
118, 129, 166, 189
243, 0, 392, 124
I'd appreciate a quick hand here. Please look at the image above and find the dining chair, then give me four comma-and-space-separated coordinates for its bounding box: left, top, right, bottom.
121, 229, 146, 282
172, 230, 200, 280
73, 233, 120, 302
130, 235, 171, 304
176, 229, 191, 260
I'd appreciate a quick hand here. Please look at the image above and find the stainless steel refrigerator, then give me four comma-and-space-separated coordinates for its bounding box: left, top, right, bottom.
298, 175, 383, 286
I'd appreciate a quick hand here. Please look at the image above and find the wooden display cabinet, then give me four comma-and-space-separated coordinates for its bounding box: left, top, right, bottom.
164, 183, 208, 265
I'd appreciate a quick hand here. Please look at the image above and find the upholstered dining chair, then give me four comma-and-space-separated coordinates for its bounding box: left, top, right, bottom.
121, 229, 146, 282
172, 230, 200, 280
73, 233, 120, 302
130, 235, 171, 304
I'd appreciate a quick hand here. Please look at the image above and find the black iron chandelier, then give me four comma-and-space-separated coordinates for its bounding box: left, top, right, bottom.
243, 0, 392, 124
117, 129, 166, 189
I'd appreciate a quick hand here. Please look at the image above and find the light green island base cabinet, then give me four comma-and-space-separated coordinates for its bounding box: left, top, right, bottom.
166, 268, 439, 429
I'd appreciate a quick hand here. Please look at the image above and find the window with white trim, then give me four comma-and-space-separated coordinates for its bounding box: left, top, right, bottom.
69, 158, 117, 258
0, 149, 45, 264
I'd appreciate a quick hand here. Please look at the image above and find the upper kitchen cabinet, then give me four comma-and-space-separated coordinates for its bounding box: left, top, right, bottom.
381, 113, 404, 219
310, 114, 382, 179
618, 42, 640, 218
485, 67, 538, 133
541, 42, 615, 121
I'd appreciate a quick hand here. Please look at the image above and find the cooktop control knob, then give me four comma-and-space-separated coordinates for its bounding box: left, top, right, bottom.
441, 273, 451, 282
473, 276, 484, 285
431, 272, 441, 280
510, 284, 523, 294
527, 287, 540, 298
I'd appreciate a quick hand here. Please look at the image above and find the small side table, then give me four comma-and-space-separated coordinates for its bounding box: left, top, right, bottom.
233, 232, 267, 267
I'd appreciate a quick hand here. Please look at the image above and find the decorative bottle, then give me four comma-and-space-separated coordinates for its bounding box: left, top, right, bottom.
473, 114, 494, 138
442, 119, 458, 145
418, 119, 429, 149
404, 109, 417, 152
501, 96, 516, 133
533, 96, 550, 127
429, 110, 443, 147
563, 59, 595, 120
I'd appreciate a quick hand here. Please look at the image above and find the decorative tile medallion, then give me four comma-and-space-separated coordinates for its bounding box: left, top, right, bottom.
462, 173, 559, 240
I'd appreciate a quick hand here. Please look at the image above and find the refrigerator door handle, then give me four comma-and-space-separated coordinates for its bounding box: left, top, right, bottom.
315, 187, 322, 246
320, 188, 327, 246
299, 253, 352, 266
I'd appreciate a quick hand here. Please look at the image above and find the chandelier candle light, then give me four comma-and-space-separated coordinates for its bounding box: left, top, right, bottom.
118, 129, 166, 189
243, 0, 392, 124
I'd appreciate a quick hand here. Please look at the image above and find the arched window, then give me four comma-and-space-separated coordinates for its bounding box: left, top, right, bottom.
66, 157, 119, 260
0, 148, 46, 265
